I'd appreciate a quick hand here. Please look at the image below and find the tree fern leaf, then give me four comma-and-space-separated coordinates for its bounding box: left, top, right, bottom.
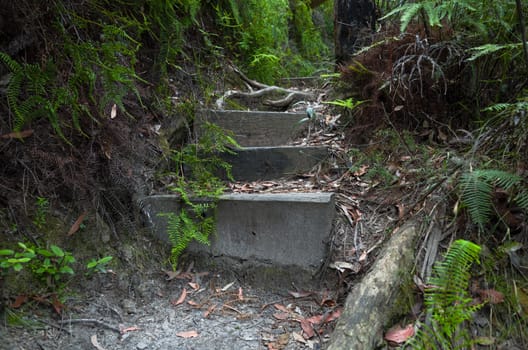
400, 3, 424, 32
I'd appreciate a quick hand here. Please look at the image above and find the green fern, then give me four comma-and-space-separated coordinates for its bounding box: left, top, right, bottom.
406, 240, 482, 349
161, 209, 213, 269
467, 43, 523, 61
381, 0, 476, 34
459, 169, 525, 230
159, 121, 239, 269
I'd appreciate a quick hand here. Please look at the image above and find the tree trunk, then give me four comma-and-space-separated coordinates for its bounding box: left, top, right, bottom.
334, 0, 377, 64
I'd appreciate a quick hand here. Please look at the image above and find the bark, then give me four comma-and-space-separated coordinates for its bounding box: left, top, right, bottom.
334, 0, 377, 64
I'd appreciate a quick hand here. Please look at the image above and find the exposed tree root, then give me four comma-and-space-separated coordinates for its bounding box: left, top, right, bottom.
216, 65, 315, 109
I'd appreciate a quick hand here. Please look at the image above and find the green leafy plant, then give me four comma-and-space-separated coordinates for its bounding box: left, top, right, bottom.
86, 256, 113, 275
0, 243, 75, 289
406, 239, 483, 349
459, 169, 528, 231
161, 122, 239, 269
0, 243, 36, 273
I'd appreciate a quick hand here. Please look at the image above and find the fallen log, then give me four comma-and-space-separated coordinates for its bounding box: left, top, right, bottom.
327, 223, 419, 350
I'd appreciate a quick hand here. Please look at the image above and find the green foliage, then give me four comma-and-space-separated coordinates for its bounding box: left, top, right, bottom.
33, 197, 49, 230
323, 97, 367, 110
0, 242, 75, 289
406, 240, 482, 349
86, 256, 113, 275
0, 52, 70, 141
459, 169, 528, 231
215, 0, 331, 83
161, 122, 239, 269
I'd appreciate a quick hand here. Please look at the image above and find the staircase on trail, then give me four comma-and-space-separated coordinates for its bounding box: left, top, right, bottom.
141, 109, 335, 286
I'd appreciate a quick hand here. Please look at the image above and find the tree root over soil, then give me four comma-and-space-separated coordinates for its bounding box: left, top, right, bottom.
216, 65, 316, 109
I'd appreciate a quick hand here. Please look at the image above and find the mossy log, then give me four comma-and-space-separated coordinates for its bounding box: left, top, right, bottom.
328, 224, 418, 350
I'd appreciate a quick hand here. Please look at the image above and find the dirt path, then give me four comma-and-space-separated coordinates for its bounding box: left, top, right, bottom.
1, 262, 341, 350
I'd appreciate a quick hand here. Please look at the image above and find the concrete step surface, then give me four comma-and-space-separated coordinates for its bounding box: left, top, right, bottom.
198, 110, 307, 147
139, 192, 335, 271
222, 145, 328, 181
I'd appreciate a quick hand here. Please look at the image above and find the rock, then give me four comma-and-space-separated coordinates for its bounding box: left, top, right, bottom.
121, 299, 137, 314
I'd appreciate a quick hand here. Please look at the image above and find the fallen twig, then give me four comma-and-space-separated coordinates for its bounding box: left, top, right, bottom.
58, 318, 121, 334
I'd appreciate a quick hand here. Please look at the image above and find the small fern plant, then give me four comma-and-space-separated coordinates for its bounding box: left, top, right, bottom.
0, 52, 69, 141
406, 239, 482, 349
161, 122, 239, 269
459, 169, 528, 231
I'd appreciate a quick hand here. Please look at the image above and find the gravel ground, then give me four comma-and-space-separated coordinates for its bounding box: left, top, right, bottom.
1, 263, 339, 350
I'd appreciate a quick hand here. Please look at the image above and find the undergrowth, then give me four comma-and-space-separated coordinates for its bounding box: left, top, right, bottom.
406, 240, 482, 349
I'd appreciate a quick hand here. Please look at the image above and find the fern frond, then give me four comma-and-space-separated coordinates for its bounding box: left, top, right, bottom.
400, 3, 424, 32
514, 190, 528, 210
408, 240, 482, 348
467, 43, 522, 61
0, 51, 22, 73
460, 171, 494, 228
460, 169, 523, 229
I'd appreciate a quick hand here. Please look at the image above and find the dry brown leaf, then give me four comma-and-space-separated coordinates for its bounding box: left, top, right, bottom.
306, 314, 323, 325
187, 300, 199, 306
384, 323, 415, 344
188, 282, 199, 291
11, 295, 28, 308
51, 295, 63, 315
323, 308, 341, 323
67, 211, 88, 236
273, 312, 290, 320
300, 319, 315, 339
0, 129, 34, 139
273, 304, 290, 313
176, 330, 199, 338
171, 288, 187, 306
204, 304, 216, 318
164, 269, 182, 281
90, 334, 107, 350
397, 203, 405, 219
478, 288, 504, 304
120, 326, 141, 334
